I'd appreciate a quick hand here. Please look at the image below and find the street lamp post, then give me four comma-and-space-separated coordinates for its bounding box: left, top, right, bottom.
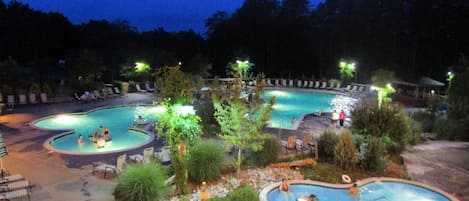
339, 60, 357, 83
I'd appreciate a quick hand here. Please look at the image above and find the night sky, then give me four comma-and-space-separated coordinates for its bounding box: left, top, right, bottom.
8, 0, 323, 33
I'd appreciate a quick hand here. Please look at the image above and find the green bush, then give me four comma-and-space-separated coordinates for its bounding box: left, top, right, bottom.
434, 117, 467, 140
361, 136, 386, 171
114, 162, 168, 201
246, 134, 280, 167
188, 140, 226, 183
208, 185, 258, 201
196, 99, 219, 137
408, 118, 422, 145
334, 131, 357, 170
351, 102, 413, 153
225, 185, 259, 201
351, 133, 365, 151
318, 130, 339, 162
411, 111, 434, 132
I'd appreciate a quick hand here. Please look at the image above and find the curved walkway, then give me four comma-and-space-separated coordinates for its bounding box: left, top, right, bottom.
0, 93, 160, 201
402, 140, 469, 201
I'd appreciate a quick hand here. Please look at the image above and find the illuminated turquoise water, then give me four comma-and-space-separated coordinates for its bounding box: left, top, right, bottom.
262, 90, 336, 129
267, 182, 451, 201
34, 106, 160, 153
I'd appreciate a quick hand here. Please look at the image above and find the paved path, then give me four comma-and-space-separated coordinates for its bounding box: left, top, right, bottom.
0, 93, 160, 201
402, 140, 469, 201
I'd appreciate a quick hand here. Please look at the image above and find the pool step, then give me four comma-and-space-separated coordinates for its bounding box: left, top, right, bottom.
373, 196, 389, 201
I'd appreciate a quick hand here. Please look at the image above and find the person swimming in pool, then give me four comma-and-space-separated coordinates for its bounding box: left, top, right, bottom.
348, 183, 360, 201
77, 134, 84, 145
298, 194, 318, 201
279, 178, 294, 201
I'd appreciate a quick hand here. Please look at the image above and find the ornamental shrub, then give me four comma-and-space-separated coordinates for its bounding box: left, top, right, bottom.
188, 140, 226, 183
334, 130, 357, 170
318, 130, 339, 162
226, 184, 259, 201
351, 102, 412, 154
411, 111, 433, 132
246, 134, 280, 167
114, 162, 168, 201
434, 117, 466, 140
361, 136, 386, 171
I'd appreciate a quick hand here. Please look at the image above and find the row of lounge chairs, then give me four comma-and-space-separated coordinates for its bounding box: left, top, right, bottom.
93, 147, 170, 178
75, 87, 122, 102
280, 135, 314, 154
265, 79, 371, 93
3, 93, 48, 112
266, 79, 342, 90
135, 82, 156, 93
0, 174, 34, 201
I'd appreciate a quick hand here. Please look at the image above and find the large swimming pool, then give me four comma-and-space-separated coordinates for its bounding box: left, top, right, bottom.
262, 89, 355, 129
265, 181, 454, 201
33, 105, 163, 154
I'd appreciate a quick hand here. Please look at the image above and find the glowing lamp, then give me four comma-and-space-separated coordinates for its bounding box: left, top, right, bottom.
54, 115, 78, 124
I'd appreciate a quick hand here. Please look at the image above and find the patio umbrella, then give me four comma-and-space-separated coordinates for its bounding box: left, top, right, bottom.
0, 133, 7, 177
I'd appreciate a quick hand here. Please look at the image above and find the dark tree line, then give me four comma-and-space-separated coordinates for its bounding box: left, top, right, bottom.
0, 0, 206, 90
1, 0, 468, 88
206, 0, 469, 82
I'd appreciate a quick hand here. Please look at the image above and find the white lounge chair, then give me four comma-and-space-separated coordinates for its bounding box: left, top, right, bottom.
6, 95, 14, 112
143, 147, 154, 163
40, 93, 47, 103
281, 79, 287, 87
350, 85, 358, 92
0, 189, 30, 201
128, 147, 154, 163
135, 83, 147, 93
18, 94, 27, 105
357, 86, 364, 92
84, 91, 96, 100
94, 154, 127, 178
344, 85, 351, 91
155, 146, 171, 163
314, 81, 320, 88
288, 80, 293, 88
0, 180, 31, 192
106, 88, 118, 98
297, 80, 302, 88
308, 81, 314, 88
327, 82, 335, 90
93, 90, 104, 100
113, 87, 121, 95
145, 83, 155, 92
28, 94, 37, 104
275, 79, 281, 87
320, 82, 327, 89
302, 80, 308, 88
334, 83, 342, 90
0, 174, 24, 184
267, 79, 274, 87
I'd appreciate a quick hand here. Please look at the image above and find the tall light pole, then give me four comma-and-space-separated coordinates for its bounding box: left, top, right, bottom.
339, 60, 357, 83
447, 71, 454, 90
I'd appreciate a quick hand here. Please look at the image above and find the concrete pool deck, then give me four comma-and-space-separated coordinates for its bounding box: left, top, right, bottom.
402, 140, 469, 201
